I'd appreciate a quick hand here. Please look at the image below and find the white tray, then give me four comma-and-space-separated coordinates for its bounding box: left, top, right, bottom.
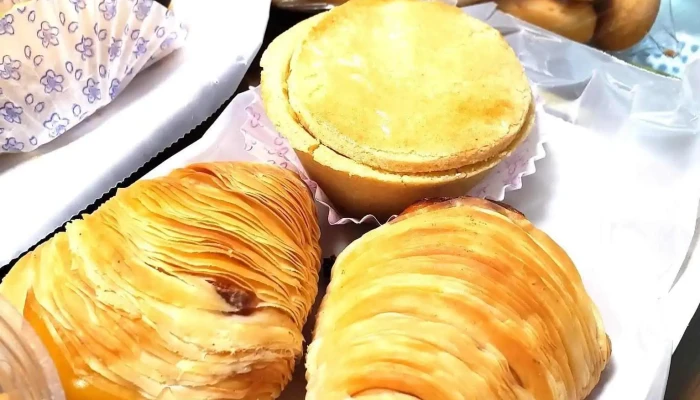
144, 88, 700, 399
0, 0, 271, 265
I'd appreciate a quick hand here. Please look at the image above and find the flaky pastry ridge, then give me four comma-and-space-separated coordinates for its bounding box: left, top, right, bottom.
307, 197, 610, 400
1, 162, 322, 400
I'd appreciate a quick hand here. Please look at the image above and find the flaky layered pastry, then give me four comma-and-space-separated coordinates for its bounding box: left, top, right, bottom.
261, 0, 534, 220
1, 162, 322, 400
307, 197, 611, 400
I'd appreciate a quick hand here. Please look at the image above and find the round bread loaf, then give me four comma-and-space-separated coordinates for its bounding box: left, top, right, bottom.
593, 0, 661, 51
498, 0, 597, 43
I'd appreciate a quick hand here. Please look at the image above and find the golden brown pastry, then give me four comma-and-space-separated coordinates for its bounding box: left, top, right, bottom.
262, 0, 534, 220
593, 0, 661, 51
497, 0, 598, 43
307, 197, 611, 400
1, 162, 322, 400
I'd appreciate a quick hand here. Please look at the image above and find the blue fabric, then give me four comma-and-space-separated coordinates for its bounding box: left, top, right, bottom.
618, 0, 700, 76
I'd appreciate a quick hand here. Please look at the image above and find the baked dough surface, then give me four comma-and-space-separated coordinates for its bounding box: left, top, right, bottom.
1, 162, 322, 400
287, 0, 532, 173
307, 197, 611, 400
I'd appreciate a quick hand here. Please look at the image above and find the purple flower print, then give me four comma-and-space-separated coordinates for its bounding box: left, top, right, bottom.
133, 37, 149, 58
40, 69, 64, 93
0, 55, 20, 80
82, 78, 101, 104
160, 32, 177, 51
0, 102, 22, 124
98, 0, 117, 20
69, 0, 86, 12
0, 15, 15, 36
75, 36, 94, 60
108, 38, 122, 62
109, 78, 120, 99
133, 0, 153, 21
43, 113, 70, 137
37, 21, 59, 48
2, 137, 24, 152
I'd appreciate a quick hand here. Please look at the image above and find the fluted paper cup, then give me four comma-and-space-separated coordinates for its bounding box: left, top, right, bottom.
238, 87, 547, 225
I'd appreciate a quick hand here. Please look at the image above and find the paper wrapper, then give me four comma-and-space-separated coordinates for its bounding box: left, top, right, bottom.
142, 88, 676, 400
0, 0, 187, 153
235, 87, 546, 225
0, 294, 65, 400
129, 68, 700, 400
277, 114, 695, 400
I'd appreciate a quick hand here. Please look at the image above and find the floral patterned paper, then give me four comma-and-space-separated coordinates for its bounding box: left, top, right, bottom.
0, 0, 188, 153
240, 88, 547, 225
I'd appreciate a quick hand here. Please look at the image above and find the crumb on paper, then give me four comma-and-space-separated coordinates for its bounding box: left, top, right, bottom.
663, 49, 678, 58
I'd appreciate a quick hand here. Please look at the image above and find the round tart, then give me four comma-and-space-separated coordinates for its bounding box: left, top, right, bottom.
262, 0, 534, 220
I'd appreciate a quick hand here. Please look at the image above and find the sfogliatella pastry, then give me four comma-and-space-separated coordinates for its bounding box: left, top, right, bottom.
307, 197, 611, 399
262, 0, 534, 220
0, 162, 322, 400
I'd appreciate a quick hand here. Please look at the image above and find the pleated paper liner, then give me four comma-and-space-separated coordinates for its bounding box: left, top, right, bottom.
142, 86, 547, 225
239, 87, 547, 225
0, 0, 187, 154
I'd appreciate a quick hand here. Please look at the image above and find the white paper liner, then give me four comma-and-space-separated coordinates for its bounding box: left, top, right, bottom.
239, 87, 546, 225
139, 84, 686, 400
0, 0, 187, 153
279, 113, 685, 400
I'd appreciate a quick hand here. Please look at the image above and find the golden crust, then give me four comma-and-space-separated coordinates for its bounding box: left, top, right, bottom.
307, 197, 611, 400
593, 0, 661, 51
1, 162, 321, 400
287, 0, 531, 173
261, 8, 535, 220
497, 0, 597, 44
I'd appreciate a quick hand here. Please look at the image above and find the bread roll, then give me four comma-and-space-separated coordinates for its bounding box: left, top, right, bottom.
497, 0, 597, 43
0, 162, 322, 400
262, 0, 533, 220
593, 0, 661, 51
307, 197, 611, 399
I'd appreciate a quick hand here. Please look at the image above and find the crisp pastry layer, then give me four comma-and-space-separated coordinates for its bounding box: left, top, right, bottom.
307, 197, 611, 400
286, 0, 532, 173
261, 5, 535, 219
1, 162, 322, 400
